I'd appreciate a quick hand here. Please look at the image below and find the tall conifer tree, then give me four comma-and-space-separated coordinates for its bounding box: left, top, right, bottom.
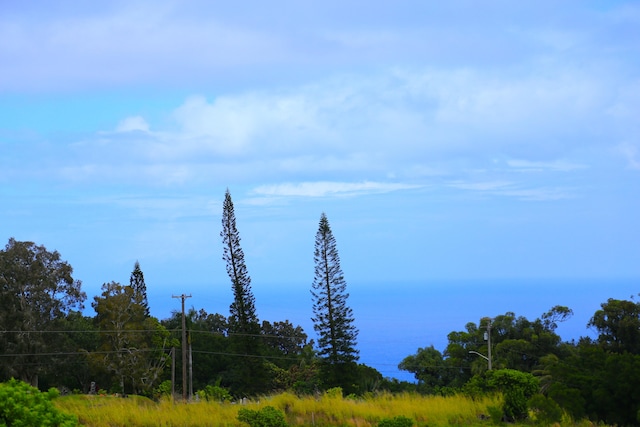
311, 213, 359, 375
129, 260, 149, 317
221, 189, 259, 335
220, 189, 267, 394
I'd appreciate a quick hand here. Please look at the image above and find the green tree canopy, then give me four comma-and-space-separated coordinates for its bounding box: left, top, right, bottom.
92, 281, 172, 395
398, 345, 454, 393
588, 297, 640, 354
0, 238, 85, 386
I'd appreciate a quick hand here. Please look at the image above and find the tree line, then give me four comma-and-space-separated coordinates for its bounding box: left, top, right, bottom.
398, 301, 640, 425
1, 190, 639, 424
0, 190, 364, 397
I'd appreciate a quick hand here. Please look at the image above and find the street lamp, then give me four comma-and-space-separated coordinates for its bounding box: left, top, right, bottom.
469, 317, 492, 370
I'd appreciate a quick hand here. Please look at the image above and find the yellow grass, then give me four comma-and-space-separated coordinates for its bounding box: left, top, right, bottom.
55, 392, 501, 427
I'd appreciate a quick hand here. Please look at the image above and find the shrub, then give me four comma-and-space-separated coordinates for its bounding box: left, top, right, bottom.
237, 405, 288, 427
323, 387, 343, 399
196, 384, 232, 402
153, 380, 172, 400
528, 394, 563, 425
469, 369, 539, 422
489, 370, 538, 421
0, 378, 78, 427
378, 415, 414, 427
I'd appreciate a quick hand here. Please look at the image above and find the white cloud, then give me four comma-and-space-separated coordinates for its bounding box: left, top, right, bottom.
116, 116, 150, 133
252, 181, 421, 198
162, 63, 617, 167
171, 92, 328, 156
32, 59, 629, 190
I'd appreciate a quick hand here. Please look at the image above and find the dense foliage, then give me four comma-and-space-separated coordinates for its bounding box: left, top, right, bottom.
0, 378, 78, 426
399, 299, 640, 425
237, 406, 288, 427
0, 239, 86, 387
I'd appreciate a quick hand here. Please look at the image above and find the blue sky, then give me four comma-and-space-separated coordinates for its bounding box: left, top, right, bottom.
1, 1, 639, 378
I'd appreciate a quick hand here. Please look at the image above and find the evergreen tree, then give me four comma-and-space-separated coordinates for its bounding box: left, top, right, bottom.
130, 260, 149, 317
221, 189, 260, 335
220, 189, 266, 394
311, 213, 359, 389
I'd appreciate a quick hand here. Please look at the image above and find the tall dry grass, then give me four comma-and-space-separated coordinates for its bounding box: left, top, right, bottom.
55, 391, 501, 427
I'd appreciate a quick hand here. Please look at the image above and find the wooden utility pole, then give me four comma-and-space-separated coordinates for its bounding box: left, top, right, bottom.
171, 347, 176, 401
172, 294, 192, 401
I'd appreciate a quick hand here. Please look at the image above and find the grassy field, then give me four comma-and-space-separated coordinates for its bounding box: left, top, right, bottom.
55, 391, 502, 426
54, 391, 603, 427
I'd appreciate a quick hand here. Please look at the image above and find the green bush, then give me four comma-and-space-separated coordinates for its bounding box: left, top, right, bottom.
465, 369, 539, 422
153, 379, 172, 400
196, 384, 232, 402
378, 415, 414, 427
323, 386, 343, 398
528, 394, 563, 425
0, 378, 78, 427
237, 405, 288, 427
486, 369, 539, 422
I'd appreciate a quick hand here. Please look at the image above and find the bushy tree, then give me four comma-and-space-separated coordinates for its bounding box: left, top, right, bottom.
442, 308, 570, 387
588, 297, 640, 354
262, 320, 308, 362
398, 345, 454, 393
311, 213, 359, 391
162, 308, 231, 393
0, 238, 86, 386
40, 311, 100, 392
541, 336, 640, 425
92, 281, 173, 395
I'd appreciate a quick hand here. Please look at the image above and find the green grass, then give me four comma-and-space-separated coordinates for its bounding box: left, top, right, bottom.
53, 391, 604, 427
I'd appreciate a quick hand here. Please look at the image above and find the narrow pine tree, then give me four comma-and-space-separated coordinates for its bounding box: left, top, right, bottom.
311, 213, 359, 390
221, 189, 259, 335
220, 189, 266, 394
129, 260, 149, 317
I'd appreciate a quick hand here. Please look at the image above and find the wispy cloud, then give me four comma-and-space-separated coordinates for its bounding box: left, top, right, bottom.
506, 159, 589, 172
252, 181, 422, 198
448, 180, 573, 201
448, 181, 513, 192
116, 116, 150, 133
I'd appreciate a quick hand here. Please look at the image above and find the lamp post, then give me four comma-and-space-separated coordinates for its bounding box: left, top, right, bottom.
469, 317, 492, 370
